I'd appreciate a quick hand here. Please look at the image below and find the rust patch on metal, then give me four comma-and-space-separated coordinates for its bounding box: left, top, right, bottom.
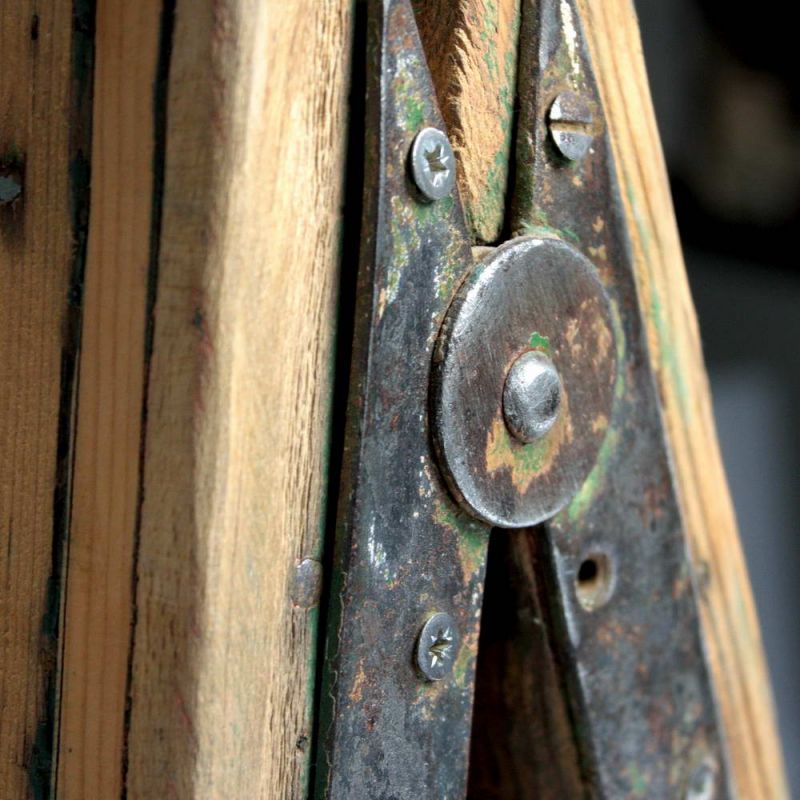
314, 2, 490, 797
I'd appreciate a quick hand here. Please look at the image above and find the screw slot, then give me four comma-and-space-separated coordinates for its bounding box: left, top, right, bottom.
547, 91, 594, 162
575, 551, 614, 611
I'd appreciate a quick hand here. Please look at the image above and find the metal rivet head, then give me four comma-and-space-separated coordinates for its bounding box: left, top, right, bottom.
503, 350, 562, 443
547, 91, 594, 162
409, 127, 456, 202
415, 612, 459, 681
0, 175, 22, 205
290, 558, 323, 609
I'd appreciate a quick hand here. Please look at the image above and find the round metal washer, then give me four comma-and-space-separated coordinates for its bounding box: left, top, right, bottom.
431, 235, 616, 528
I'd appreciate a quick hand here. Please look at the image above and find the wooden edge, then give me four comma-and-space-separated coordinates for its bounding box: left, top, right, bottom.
56, 2, 160, 797
577, 0, 788, 796
125, 1, 353, 796
468, 534, 584, 798
414, 0, 521, 243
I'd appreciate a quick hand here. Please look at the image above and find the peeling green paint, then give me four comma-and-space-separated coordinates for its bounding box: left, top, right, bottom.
458, 522, 489, 578
451, 640, 475, 689
649, 289, 690, 420
393, 60, 426, 135
518, 219, 581, 245
625, 182, 652, 252
528, 331, 551, 352
433, 497, 488, 583
562, 297, 626, 524
562, 426, 619, 523
486, 417, 555, 480
433, 233, 467, 304
624, 762, 651, 798
387, 194, 422, 307
623, 178, 692, 422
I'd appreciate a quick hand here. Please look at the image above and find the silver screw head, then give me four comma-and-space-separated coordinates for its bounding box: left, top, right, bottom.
503, 350, 562, 443
415, 612, 459, 681
410, 127, 456, 202
547, 91, 594, 162
685, 760, 717, 800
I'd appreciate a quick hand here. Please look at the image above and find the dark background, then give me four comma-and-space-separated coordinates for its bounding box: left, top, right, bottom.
635, 1, 800, 792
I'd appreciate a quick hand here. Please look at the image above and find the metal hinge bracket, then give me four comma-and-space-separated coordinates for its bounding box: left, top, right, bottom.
314, 2, 732, 797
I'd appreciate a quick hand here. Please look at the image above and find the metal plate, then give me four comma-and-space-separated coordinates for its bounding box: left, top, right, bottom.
506, 0, 733, 795
313, 1, 490, 797
431, 235, 616, 528
315, 0, 734, 797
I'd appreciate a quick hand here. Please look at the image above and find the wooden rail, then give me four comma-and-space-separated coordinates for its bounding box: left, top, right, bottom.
122, 1, 353, 796
56, 2, 160, 797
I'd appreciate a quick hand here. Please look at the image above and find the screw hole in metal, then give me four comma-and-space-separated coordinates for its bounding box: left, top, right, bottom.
575, 551, 614, 612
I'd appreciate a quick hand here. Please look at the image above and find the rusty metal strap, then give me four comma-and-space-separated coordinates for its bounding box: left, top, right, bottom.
313, 1, 732, 797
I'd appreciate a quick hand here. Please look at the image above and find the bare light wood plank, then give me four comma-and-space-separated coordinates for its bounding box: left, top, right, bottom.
125, 0, 353, 796
0, 2, 82, 796
55, 2, 160, 798
576, 1, 787, 795
414, 0, 521, 243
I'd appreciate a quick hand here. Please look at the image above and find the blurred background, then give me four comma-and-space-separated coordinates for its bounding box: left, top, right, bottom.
635, 1, 799, 792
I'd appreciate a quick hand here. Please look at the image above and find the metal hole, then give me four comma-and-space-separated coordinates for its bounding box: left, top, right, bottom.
575, 552, 614, 611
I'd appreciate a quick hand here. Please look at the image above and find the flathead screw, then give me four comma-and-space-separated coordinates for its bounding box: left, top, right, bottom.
415, 612, 459, 681
547, 91, 594, 162
503, 350, 562, 443
409, 127, 456, 202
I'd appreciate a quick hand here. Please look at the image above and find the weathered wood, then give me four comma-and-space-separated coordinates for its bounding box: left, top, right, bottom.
125, 0, 353, 796
55, 2, 160, 798
576, 1, 787, 796
414, 0, 521, 243
468, 534, 584, 799
0, 2, 85, 796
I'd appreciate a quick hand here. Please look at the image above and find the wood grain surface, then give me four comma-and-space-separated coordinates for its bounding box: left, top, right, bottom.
124, 0, 353, 796
414, 0, 521, 243
576, 1, 788, 796
0, 2, 84, 796
55, 2, 160, 798
468, 533, 584, 799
